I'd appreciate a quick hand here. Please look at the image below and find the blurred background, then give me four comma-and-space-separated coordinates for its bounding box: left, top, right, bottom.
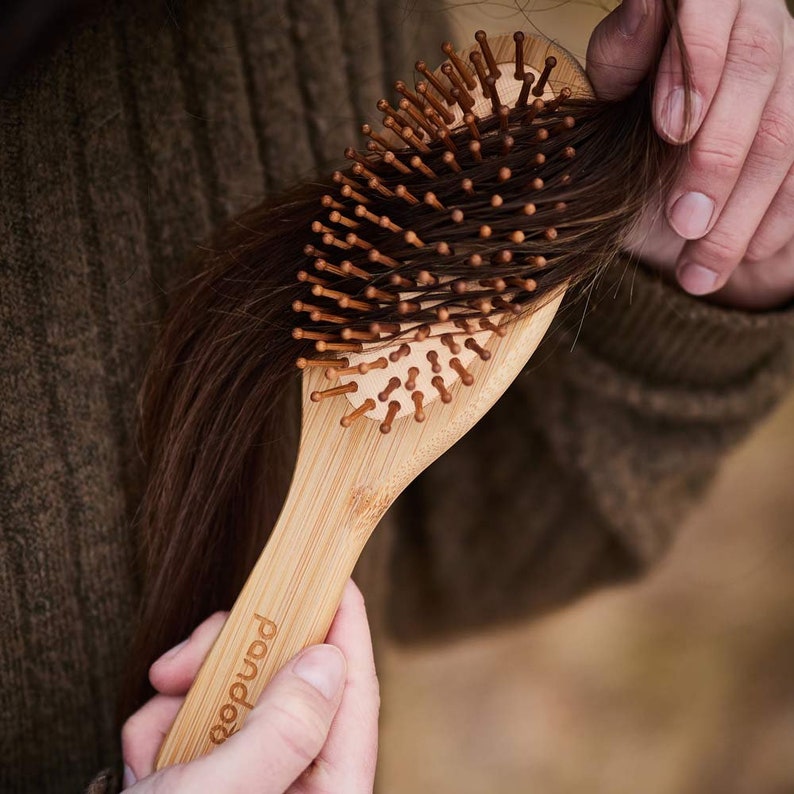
376, 2, 794, 792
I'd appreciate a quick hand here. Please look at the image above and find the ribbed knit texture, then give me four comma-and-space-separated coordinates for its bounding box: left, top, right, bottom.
0, 2, 445, 791
1, 3, 793, 793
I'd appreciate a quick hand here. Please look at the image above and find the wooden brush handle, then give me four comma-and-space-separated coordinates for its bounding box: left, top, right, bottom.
155, 473, 368, 768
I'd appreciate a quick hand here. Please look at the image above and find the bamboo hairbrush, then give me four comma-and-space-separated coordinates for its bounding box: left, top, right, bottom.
156, 31, 592, 767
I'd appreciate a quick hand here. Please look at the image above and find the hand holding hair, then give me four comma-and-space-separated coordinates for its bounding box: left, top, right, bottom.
588, 0, 794, 309
121, 581, 378, 793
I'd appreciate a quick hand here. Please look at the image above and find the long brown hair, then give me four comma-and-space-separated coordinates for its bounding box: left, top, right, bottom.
122, 8, 687, 718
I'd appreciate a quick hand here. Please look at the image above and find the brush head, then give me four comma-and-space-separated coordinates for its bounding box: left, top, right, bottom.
293, 32, 594, 431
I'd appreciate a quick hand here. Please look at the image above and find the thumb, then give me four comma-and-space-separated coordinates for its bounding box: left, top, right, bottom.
131, 644, 347, 793
586, 0, 667, 100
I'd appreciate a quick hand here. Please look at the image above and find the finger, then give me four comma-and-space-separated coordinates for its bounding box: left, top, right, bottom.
664, 4, 783, 240
672, 21, 788, 293
149, 611, 228, 696
298, 580, 379, 793
746, 158, 794, 263
653, 0, 740, 143
172, 644, 347, 793
586, 0, 667, 100
710, 238, 794, 309
122, 694, 184, 784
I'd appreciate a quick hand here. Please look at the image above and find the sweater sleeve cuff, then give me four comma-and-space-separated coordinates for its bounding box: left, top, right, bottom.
574, 257, 794, 389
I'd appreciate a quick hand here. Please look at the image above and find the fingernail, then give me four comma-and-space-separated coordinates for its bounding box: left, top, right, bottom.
293, 644, 346, 700
619, 0, 647, 36
678, 262, 719, 295
661, 87, 703, 143
670, 192, 715, 239
122, 764, 137, 789
158, 637, 189, 663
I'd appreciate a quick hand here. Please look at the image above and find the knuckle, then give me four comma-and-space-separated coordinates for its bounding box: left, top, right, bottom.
690, 138, 746, 175
743, 243, 769, 264
697, 228, 747, 268
728, 23, 782, 76
755, 108, 794, 160
269, 701, 329, 766
683, 34, 728, 80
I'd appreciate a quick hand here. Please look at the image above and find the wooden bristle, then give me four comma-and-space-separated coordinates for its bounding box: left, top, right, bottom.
321, 194, 344, 210
416, 80, 455, 123
441, 333, 461, 354
546, 86, 572, 113
405, 230, 425, 248
394, 80, 423, 111
297, 271, 328, 286
431, 375, 453, 403
339, 183, 369, 204
412, 391, 426, 422
389, 343, 411, 362
513, 31, 525, 80
517, 73, 535, 108
340, 328, 379, 341
465, 337, 491, 361
394, 185, 419, 205
426, 350, 442, 373
368, 249, 401, 268
339, 260, 372, 280
399, 98, 437, 139
480, 319, 507, 337
485, 76, 502, 116
292, 327, 335, 341
361, 123, 392, 151
310, 382, 358, 402
410, 155, 437, 179
524, 97, 545, 125
449, 358, 474, 386
475, 30, 502, 79
314, 340, 363, 353
464, 113, 480, 141
340, 398, 376, 428
416, 270, 438, 286
441, 41, 477, 91
382, 151, 411, 175
424, 192, 445, 211
469, 51, 490, 99
498, 104, 510, 133
378, 377, 401, 402
389, 273, 415, 289
415, 60, 455, 105
446, 78, 474, 114
379, 400, 401, 434
296, 357, 348, 370
364, 285, 396, 302
377, 99, 421, 138
369, 322, 401, 336
328, 210, 359, 229
442, 151, 462, 173
533, 56, 557, 96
